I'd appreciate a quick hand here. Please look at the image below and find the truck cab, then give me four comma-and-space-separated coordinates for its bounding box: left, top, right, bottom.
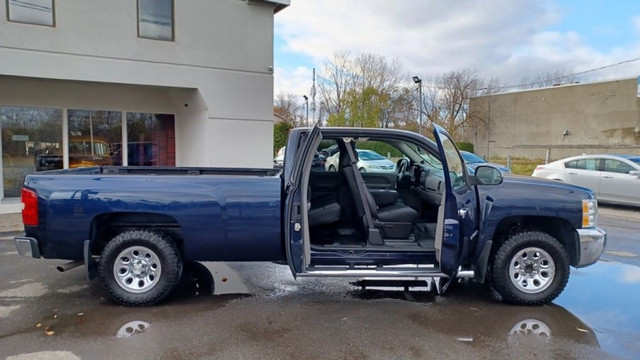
283, 124, 605, 304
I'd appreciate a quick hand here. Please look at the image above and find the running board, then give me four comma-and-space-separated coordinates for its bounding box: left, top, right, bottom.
298, 266, 474, 279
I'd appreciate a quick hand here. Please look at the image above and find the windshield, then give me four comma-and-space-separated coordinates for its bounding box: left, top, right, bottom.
460, 151, 485, 163
627, 157, 640, 167
357, 150, 385, 161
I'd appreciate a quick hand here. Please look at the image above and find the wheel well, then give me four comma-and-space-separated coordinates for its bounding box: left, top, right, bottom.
490, 216, 579, 266
90, 212, 183, 256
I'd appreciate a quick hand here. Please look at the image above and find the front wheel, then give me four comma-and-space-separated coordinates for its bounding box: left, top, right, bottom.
491, 231, 569, 305
98, 230, 183, 306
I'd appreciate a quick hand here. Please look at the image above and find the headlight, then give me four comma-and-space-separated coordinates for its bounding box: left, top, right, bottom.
582, 199, 598, 228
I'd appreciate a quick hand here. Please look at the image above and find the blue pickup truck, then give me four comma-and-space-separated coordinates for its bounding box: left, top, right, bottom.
15, 124, 606, 306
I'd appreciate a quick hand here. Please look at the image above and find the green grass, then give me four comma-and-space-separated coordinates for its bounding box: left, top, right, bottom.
488, 157, 543, 176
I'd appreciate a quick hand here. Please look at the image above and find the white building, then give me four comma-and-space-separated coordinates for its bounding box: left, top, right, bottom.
0, 0, 288, 213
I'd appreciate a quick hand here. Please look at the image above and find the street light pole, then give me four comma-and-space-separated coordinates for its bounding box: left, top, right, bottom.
412, 76, 423, 135
303, 95, 309, 127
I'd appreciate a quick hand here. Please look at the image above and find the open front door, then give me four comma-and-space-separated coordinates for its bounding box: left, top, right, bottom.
432, 124, 478, 290
284, 125, 322, 277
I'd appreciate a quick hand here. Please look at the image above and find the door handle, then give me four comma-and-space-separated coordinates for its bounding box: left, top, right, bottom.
603, 175, 613, 179
458, 208, 469, 219
568, 172, 577, 175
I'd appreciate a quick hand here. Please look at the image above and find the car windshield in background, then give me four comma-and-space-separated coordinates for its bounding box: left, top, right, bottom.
628, 157, 640, 166
461, 151, 485, 164
357, 150, 384, 161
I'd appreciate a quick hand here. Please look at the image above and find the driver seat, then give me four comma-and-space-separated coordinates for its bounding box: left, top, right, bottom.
340, 141, 418, 241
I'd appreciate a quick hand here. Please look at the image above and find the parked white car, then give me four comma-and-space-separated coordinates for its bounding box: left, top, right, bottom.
325, 149, 396, 173
274, 146, 286, 166
531, 154, 640, 206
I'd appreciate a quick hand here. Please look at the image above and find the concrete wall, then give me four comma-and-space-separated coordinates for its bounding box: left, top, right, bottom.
0, 0, 281, 168
470, 78, 640, 161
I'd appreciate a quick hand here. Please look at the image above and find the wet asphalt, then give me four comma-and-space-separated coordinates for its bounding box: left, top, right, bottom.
1, 207, 639, 360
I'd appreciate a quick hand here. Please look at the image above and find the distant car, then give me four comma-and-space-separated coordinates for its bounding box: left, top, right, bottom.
319, 144, 339, 159
460, 151, 511, 174
274, 146, 324, 170
274, 146, 286, 166
325, 149, 396, 173
531, 154, 640, 206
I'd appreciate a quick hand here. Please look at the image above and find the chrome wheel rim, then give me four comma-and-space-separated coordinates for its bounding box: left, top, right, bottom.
509, 319, 551, 339
508, 247, 555, 294
113, 246, 162, 293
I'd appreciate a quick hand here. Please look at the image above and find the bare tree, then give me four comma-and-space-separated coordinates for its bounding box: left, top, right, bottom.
318, 52, 355, 117
519, 69, 579, 89
273, 92, 301, 125
318, 52, 403, 128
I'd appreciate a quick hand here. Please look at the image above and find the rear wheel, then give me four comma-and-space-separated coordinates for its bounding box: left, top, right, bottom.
491, 231, 569, 305
328, 165, 336, 171
98, 230, 183, 306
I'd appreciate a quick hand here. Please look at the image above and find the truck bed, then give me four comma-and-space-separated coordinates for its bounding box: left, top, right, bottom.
23, 166, 284, 262
44, 166, 281, 177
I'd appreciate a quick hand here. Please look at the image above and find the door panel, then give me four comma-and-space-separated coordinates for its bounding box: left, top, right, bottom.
565, 158, 601, 193
599, 159, 640, 204
361, 172, 397, 190
432, 124, 478, 289
285, 125, 322, 276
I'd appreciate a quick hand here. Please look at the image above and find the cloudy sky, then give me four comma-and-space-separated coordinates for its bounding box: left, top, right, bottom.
273, 0, 640, 98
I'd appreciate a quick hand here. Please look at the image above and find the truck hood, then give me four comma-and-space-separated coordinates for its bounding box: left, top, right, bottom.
500, 174, 594, 198
477, 174, 593, 229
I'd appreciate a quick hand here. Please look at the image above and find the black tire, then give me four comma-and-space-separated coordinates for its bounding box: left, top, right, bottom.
98, 230, 183, 306
491, 231, 569, 305
328, 165, 336, 171
359, 167, 366, 172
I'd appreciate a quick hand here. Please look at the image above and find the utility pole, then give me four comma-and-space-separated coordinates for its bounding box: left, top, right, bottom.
412, 76, 423, 135
311, 68, 316, 126
303, 95, 309, 127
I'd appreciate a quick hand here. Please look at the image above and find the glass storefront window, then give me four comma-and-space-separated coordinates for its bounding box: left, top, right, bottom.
126, 113, 175, 166
1, 106, 62, 197
68, 110, 122, 168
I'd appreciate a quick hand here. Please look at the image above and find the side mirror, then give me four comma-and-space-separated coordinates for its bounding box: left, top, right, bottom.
474, 165, 503, 185
629, 170, 640, 177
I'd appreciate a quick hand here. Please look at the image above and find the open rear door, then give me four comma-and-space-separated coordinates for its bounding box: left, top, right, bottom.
432, 124, 477, 290
284, 125, 322, 277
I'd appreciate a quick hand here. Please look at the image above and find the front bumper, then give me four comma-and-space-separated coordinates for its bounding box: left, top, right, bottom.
576, 227, 606, 267
14, 237, 41, 258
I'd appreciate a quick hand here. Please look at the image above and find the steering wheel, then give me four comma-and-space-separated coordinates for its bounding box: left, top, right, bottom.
397, 158, 409, 175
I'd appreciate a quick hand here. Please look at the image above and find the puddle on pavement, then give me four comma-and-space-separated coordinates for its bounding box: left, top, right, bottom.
555, 261, 640, 359
345, 261, 639, 359
2, 261, 251, 340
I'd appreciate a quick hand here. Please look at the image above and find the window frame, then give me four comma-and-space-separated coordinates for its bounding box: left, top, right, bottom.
6, 0, 55, 27
137, 0, 175, 42
603, 159, 635, 174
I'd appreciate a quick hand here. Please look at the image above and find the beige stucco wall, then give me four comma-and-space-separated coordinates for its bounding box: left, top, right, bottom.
0, 0, 282, 168
470, 78, 640, 161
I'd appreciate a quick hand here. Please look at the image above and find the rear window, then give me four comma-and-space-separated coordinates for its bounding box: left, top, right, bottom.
565, 158, 599, 170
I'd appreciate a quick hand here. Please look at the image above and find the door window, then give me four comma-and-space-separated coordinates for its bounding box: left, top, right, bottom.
439, 135, 467, 190
566, 158, 599, 170
603, 159, 634, 174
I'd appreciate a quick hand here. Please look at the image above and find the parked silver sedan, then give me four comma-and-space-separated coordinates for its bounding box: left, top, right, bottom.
532, 154, 640, 206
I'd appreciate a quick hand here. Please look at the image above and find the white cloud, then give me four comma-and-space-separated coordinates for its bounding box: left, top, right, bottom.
275, 0, 640, 93
274, 65, 313, 100
634, 16, 640, 34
